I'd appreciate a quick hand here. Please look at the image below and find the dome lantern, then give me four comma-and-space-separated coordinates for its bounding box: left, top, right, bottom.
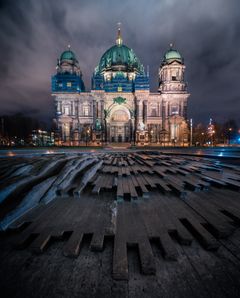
116, 22, 123, 46
163, 44, 183, 64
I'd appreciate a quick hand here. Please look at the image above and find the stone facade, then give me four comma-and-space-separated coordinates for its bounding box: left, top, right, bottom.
52, 30, 190, 146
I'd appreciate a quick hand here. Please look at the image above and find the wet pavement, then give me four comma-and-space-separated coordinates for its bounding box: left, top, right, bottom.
0, 146, 240, 159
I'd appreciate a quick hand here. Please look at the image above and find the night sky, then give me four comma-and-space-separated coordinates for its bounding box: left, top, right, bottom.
0, 0, 239, 125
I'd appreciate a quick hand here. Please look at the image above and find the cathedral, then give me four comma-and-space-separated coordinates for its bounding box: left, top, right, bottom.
52, 27, 190, 146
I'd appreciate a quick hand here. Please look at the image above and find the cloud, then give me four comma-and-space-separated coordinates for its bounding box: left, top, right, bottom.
0, 0, 239, 125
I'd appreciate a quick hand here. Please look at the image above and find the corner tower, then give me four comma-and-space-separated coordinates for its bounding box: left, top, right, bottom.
158, 44, 190, 145
159, 44, 187, 95
52, 45, 85, 93
52, 46, 86, 145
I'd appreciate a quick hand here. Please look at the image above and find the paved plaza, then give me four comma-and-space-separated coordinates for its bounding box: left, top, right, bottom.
1, 149, 240, 297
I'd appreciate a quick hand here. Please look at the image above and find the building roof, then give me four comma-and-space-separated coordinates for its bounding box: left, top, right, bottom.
60, 49, 77, 61
163, 44, 183, 64
95, 28, 144, 75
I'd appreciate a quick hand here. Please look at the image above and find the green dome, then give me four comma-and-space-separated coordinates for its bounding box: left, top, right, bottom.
164, 48, 183, 64
60, 50, 76, 61
96, 44, 144, 74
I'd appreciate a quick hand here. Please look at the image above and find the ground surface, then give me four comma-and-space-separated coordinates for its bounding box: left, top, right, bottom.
1, 149, 240, 297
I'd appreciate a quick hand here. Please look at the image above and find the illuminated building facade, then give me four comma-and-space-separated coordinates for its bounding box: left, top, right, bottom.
52, 27, 190, 145
31, 130, 54, 147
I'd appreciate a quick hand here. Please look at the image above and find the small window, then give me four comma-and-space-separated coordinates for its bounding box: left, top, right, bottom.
172, 76, 177, 81
171, 105, 178, 115
83, 106, 89, 116
151, 109, 157, 117
118, 86, 122, 92
64, 106, 70, 115
67, 82, 72, 87
58, 82, 63, 87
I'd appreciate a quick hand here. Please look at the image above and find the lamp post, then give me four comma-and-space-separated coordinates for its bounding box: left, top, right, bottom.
174, 115, 178, 146
190, 118, 193, 147
201, 132, 205, 147
150, 129, 153, 144
207, 118, 215, 147
104, 110, 108, 145
85, 127, 90, 147
228, 128, 232, 146
211, 130, 215, 147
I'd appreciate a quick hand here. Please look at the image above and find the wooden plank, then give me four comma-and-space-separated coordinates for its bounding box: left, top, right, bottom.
156, 194, 193, 245
138, 196, 179, 260
117, 177, 124, 200
135, 175, 149, 197
118, 167, 123, 177
125, 166, 130, 176
138, 240, 156, 274
183, 194, 235, 238
183, 177, 201, 191
176, 168, 189, 176
122, 177, 130, 197
113, 240, 128, 280
153, 167, 167, 178
90, 232, 105, 251
130, 174, 139, 188
30, 230, 52, 253
142, 174, 156, 188
127, 177, 138, 200
154, 177, 171, 193
63, 231, 84, 257
165, 176, 186, 198
198, 173, 227, 187
164, 195, 219, 250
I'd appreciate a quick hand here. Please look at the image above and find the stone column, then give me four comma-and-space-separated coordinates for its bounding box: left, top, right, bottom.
143, 100, 148, 126
96, 101, 99, 118
57, 101, 60, 114
100, 100, 104, 122
93, 100, 96, 127
135, 99, 140, 127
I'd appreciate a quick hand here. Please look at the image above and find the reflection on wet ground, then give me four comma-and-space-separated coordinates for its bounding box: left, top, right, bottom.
1, 146, 240, 158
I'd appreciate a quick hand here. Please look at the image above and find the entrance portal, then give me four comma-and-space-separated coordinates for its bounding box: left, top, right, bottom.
118, 134, 122, 142
109, 108, 131, 142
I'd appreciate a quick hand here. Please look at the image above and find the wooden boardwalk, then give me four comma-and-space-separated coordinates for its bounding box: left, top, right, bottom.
1, 151, 240, 297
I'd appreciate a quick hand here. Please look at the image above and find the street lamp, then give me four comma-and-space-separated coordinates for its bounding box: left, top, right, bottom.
190, 118, 193, 147
211, 130, 215, 147
150, 129, 153, 144
228, 128, 232, 146
86, 127, 90, 147
201, 132, 205, 147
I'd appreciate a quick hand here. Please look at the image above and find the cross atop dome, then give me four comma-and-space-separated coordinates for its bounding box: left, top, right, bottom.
116, 22, 123, 46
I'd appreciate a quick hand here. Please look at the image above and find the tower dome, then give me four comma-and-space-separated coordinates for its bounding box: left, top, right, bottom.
53, 45, 85, 93
95, 27, 144, 75
57, 45, 81, 75
60, 50, 76, 61
163, 44, 183, 64
60, 45, 77, 62
92, 25, 149, 92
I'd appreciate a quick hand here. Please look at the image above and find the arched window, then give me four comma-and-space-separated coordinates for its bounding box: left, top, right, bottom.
171, 105, 178, 115
64, 106, 70, 115
83, 105, 90, 116
111, 109, 129, 122
151, 108, 157, 117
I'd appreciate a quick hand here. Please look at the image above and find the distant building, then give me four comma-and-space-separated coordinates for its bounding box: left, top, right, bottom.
31, 130, 54, 146
52, 27, 190, 145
